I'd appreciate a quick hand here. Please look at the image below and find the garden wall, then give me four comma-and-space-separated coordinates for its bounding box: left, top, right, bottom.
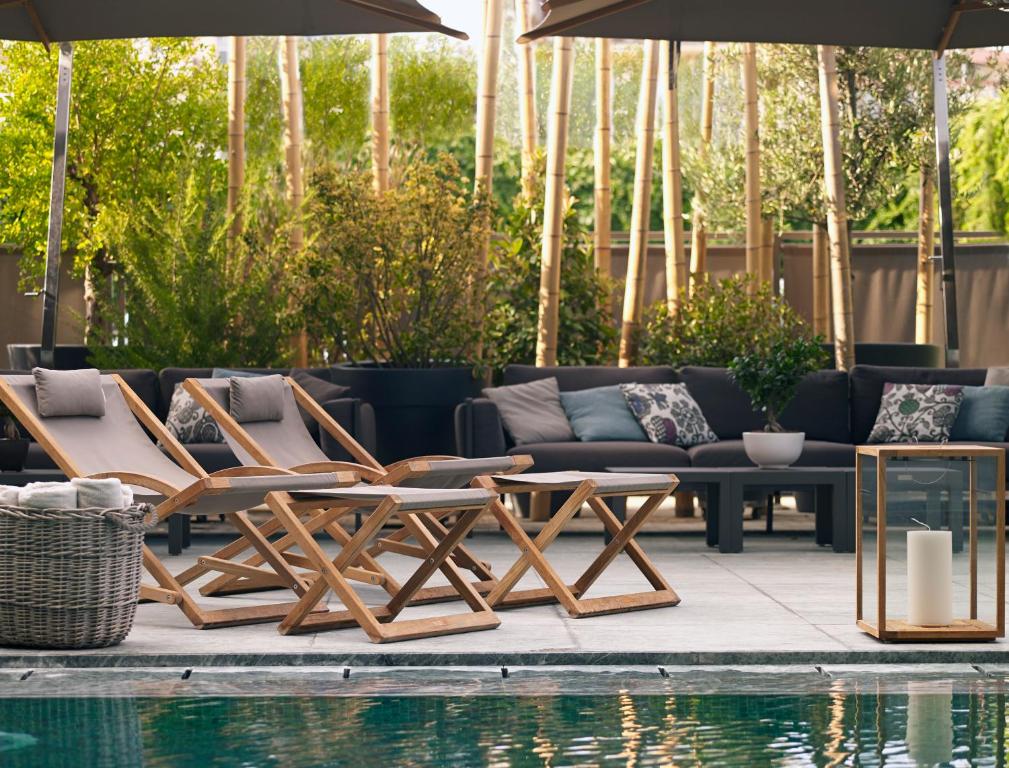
611, 236, 1009, 369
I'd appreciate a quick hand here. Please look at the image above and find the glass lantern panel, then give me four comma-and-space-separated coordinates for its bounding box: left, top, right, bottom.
859, 454, 879, 627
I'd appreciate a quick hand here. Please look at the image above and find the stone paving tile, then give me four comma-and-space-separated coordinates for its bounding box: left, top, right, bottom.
1, 533, 1007, 666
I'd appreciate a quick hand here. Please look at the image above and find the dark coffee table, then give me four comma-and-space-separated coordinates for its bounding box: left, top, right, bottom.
606, 466, 854, 554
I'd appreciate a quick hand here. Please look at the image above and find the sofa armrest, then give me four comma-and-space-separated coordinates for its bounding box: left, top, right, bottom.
455, 398, 507, 458
319, 398, 378, 462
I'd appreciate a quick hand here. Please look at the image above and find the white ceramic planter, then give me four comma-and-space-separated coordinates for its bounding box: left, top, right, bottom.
742, 431, 805, 469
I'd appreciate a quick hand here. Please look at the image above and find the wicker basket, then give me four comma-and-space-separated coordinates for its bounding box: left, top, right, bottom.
0, 504, 156, 649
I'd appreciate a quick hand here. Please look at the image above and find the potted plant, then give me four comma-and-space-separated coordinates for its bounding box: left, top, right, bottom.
729, 334, 829, 468
294, 154, 491, 463
0, 402, 28, 472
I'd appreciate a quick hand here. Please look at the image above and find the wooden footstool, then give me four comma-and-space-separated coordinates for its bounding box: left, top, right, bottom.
475, 471, 681, 617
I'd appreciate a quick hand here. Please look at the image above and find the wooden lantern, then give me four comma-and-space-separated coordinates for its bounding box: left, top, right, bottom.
856, 444, 1005, 641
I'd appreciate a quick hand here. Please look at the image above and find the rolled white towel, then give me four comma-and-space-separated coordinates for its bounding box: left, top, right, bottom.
121, 485, 134, 507
71, 477, 130, 509
0, 486, 20, 506
18, 482, 78, 510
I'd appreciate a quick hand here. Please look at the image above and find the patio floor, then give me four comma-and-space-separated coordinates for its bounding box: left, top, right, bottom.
2, 528, 1008, 669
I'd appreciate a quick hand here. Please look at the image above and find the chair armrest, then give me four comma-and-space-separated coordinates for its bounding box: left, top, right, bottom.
455, 398, 507, 458
318, 398, 378, 462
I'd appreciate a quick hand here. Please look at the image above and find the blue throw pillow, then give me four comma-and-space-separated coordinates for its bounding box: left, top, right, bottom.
559, 385, 647, 442
950, 386, 1009, 442
212, 368, 264, 379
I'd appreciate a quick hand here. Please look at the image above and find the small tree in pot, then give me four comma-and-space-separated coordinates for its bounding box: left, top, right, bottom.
729, 335, 828, 468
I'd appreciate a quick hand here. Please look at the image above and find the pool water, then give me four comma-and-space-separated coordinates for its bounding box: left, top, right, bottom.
0, 689, 1005, 767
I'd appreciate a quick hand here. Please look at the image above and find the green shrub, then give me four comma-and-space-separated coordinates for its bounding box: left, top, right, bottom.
296, 153, 489, 368
483, 166, 617, 378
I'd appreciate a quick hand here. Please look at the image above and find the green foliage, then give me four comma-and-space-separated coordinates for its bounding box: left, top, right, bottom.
296, 153, 489, 368
0, 39, 225, 286
729, 335, 828, 432
390, 38, 476, 147
640, 274, 815, 369
954, 89, 1009, 234
483, 162, 617, 377
88, 163, 294, 370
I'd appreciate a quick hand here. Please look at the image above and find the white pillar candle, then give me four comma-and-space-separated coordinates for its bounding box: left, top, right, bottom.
906, 682, 953, 765
907, 529, 953, 627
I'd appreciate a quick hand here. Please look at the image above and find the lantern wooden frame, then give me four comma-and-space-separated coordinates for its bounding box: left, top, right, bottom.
856, 444, 1005, 642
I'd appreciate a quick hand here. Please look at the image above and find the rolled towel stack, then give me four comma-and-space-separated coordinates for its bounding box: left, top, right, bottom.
0, 479, 132, 509
71, 478, 133, 508
17, 482, 78, 510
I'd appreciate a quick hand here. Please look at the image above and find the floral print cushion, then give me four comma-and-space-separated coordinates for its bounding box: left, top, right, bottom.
164, 385, 224, 444
620, 383, 718, 448
867, 383, 964, 444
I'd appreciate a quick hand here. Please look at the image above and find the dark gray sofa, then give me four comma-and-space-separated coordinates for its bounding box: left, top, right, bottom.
455, 364, 1009, 476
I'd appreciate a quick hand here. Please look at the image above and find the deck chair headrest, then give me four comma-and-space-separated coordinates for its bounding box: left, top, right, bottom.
230, 375, 285, 423
32, 367, 106, 418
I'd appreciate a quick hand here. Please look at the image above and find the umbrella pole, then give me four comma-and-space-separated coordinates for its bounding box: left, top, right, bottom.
39, 42, 73, 370
932, 54, 959, 368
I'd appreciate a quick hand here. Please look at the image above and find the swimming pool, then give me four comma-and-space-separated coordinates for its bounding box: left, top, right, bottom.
1, 667, 1005, 766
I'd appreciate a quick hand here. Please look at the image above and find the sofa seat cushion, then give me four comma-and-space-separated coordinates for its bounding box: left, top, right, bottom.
688, 439, 855, 468
507, 441, 690, 473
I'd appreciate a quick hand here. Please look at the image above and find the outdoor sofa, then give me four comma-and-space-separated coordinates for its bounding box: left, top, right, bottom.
455, 363, 1009, 481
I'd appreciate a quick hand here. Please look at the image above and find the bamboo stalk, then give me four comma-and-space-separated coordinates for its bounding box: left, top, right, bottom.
534, 37, 575, 367
279, 36, 307, 366
812, 223, 831, 339
371, 34, 390, 194
742, 42, 761, 288
594, 37, 613, 282
817, 45, 855, 371
661, 41, 686, 310
515, 0, 538, 199
617, 40, 660, 368
689, 41, 715, 294
916, 163, 936, 344
474, 0, 504, 203
227, 36, 246, 255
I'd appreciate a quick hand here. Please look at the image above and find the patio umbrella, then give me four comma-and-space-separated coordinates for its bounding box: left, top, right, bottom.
522, 0, 1009, 368
0, 0, 466, 367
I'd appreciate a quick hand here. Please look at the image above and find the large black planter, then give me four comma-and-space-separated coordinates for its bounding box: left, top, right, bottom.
0, 439, 29, 472
329, 365, 481, 465
6, 344, 91, 370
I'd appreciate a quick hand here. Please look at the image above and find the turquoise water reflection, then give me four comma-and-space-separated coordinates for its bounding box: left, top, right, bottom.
0, 690, 1005, 766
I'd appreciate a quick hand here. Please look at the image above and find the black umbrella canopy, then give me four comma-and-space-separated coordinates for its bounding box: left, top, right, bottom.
521, 0, 1009, 51
0, 0, 466, 44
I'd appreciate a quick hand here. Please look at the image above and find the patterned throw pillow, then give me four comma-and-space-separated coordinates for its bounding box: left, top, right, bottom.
164, 385, 223, 444
620, 383, 718, 447
867, 383, 964, 444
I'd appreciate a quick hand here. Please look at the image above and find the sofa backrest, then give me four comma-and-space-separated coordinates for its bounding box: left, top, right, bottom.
502, 365, 678, 390
159, 367, 332, 418
849, 365, 987, 444
680, 367, 851, 442
112, 369, 162, 420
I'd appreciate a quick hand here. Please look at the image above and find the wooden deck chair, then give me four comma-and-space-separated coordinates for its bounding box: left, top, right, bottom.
0, 372, 360, 630
182, 376, 532, 602
266, 485, 502, 642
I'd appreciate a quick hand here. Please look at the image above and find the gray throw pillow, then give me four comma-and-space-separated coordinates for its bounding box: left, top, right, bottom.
230, 375, 285, 423
985, 367, 1009, 386
32, 367, 106, 418
164, 385, 223, 444
483, 377, 574, 445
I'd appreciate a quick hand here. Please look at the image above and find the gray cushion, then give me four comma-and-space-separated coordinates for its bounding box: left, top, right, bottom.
484, 377, 574, 445
688, 439, 855, 468
32, 367, 106, 418
506, 440, 691, 472
985, 367, 1009, 386
229, 375, 285, 423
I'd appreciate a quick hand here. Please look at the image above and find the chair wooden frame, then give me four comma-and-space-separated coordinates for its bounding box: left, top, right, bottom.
0, 374, 359, 630
267, 490, 501, 643
475, 474, 682, 617
182, 376, 533, 603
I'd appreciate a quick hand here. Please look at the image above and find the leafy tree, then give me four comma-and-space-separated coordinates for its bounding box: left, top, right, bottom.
483, 159, 617, 378
0, 39, 225, 336
954, 86, 1009, 234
